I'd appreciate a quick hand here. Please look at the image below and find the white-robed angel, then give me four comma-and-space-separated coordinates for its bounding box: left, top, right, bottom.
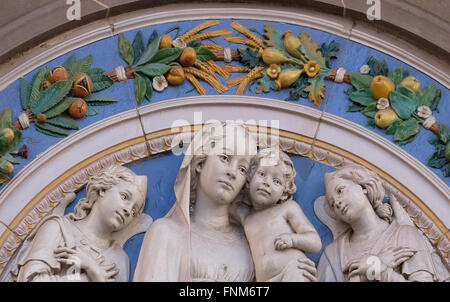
316, 164, 435, 282
14, 165, 151, 282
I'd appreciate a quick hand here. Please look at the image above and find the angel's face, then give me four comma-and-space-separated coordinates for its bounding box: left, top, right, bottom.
326, 177, 370, 224
94, 181, 143, 232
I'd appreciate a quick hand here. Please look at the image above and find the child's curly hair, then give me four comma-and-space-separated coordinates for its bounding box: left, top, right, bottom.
247, 148, 297, 202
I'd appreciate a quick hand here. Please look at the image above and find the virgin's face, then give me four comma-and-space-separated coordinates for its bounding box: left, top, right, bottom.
249, 163, 285, 210
94, 181, 144, 232
325, 177, 371, 224
199, 150, 252, 206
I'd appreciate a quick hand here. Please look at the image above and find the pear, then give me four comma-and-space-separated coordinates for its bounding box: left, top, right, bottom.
400, 76, 420, 94
0, 128, 14, 146
283, 31, 306, 62
261, 48, 302, 66
370, 76, 395, 100
374, 108, 399, 129
274, 69, 303, 90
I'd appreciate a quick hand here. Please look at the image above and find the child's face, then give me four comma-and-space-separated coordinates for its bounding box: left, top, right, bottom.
249, 162, 286, 210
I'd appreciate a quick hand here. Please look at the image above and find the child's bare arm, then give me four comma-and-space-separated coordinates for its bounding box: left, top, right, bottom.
274, 201, 322, 253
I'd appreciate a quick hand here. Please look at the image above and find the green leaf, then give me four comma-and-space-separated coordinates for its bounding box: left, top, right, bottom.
367, 56, 388, 76
118, 36, 134, 66
43, 97, 77, 118
394, 118, 420, 142
72, 55, 93, 74
0, 172, 9, 184
150, 48, 183, 64
238, 48, 260, 68
86, 106, 98, 116
256, 72, 275, 94
87, 68, 114, 92
362, 102, 377, 118
0, 109, 12, 129
285, 75, 309, 101
134, 73, 147, 105
389, 68, 409, 86
148, 30, 159, 46
263, 24, 284, 50
304, 70, 330, 107
346, 102, 365, 112
29, 67, 50, 107
62, 53, 78, 75
135, 63, 171, 77
46, 115, 79, 130
440, 124, 450, 144
2, 154, 19, 164
298, 30, 326, 66
132, 31, 145, 65
348, 73, 373, 90
427, 152, 447, 169
442, 163, 450, 177
35, 122, 70, 137
386, 119, 401, 135
344, 86, 355, 96
319, 40, 340, 68
390, 90, 416, 120
20, 78, 31, 110
397, 134, 419, 146
349, 88, 377, 106
428, 135, 442, 146
143, 76, 153, 102
366, 118, 376, 128
396, 85, 417, 105
134, 35, 161, 67
187, 40, 201, 48
430, 89, 442, 112
30, 79, 72, 115
85, 93, 118, 103
194, 47, 216, 61
416, 83, 437, 107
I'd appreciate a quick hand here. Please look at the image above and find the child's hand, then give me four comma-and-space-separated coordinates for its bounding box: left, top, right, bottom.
274, 234, 294, 250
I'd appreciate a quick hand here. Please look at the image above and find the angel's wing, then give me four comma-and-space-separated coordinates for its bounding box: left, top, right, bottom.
313, 196, 349, 239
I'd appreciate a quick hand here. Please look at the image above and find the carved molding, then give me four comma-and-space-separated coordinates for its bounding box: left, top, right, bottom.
1, 5, 448, 92
0, 131, 448, 276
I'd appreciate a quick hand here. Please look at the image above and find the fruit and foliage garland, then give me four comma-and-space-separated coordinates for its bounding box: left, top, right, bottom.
116, 21, 229, 104
225, 22, 340, 106
345, 56, 442, 146
0, 109, 24, 183
17, 53, 117, 137
428, 125, 450, 177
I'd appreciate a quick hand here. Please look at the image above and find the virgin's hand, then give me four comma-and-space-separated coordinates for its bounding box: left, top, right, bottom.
297, 258, 317, 282
274, 234, 294, 250
344, 255, 375, 281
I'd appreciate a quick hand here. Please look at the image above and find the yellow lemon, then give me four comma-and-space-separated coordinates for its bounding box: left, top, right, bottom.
374, 108, 399, 129
400, 76, 421, 94
370, 76, 395, 100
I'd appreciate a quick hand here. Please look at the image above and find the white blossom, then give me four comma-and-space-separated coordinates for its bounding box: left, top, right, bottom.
417, 105, 432, 119
153, 75, 168, 92
172, 38, 186, 49
376, 98, 390, 110
359, 64, 370, 74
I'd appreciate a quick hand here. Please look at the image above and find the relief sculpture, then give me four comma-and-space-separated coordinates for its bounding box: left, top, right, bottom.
11, 165, 151, 282
316, 164, 437, 282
